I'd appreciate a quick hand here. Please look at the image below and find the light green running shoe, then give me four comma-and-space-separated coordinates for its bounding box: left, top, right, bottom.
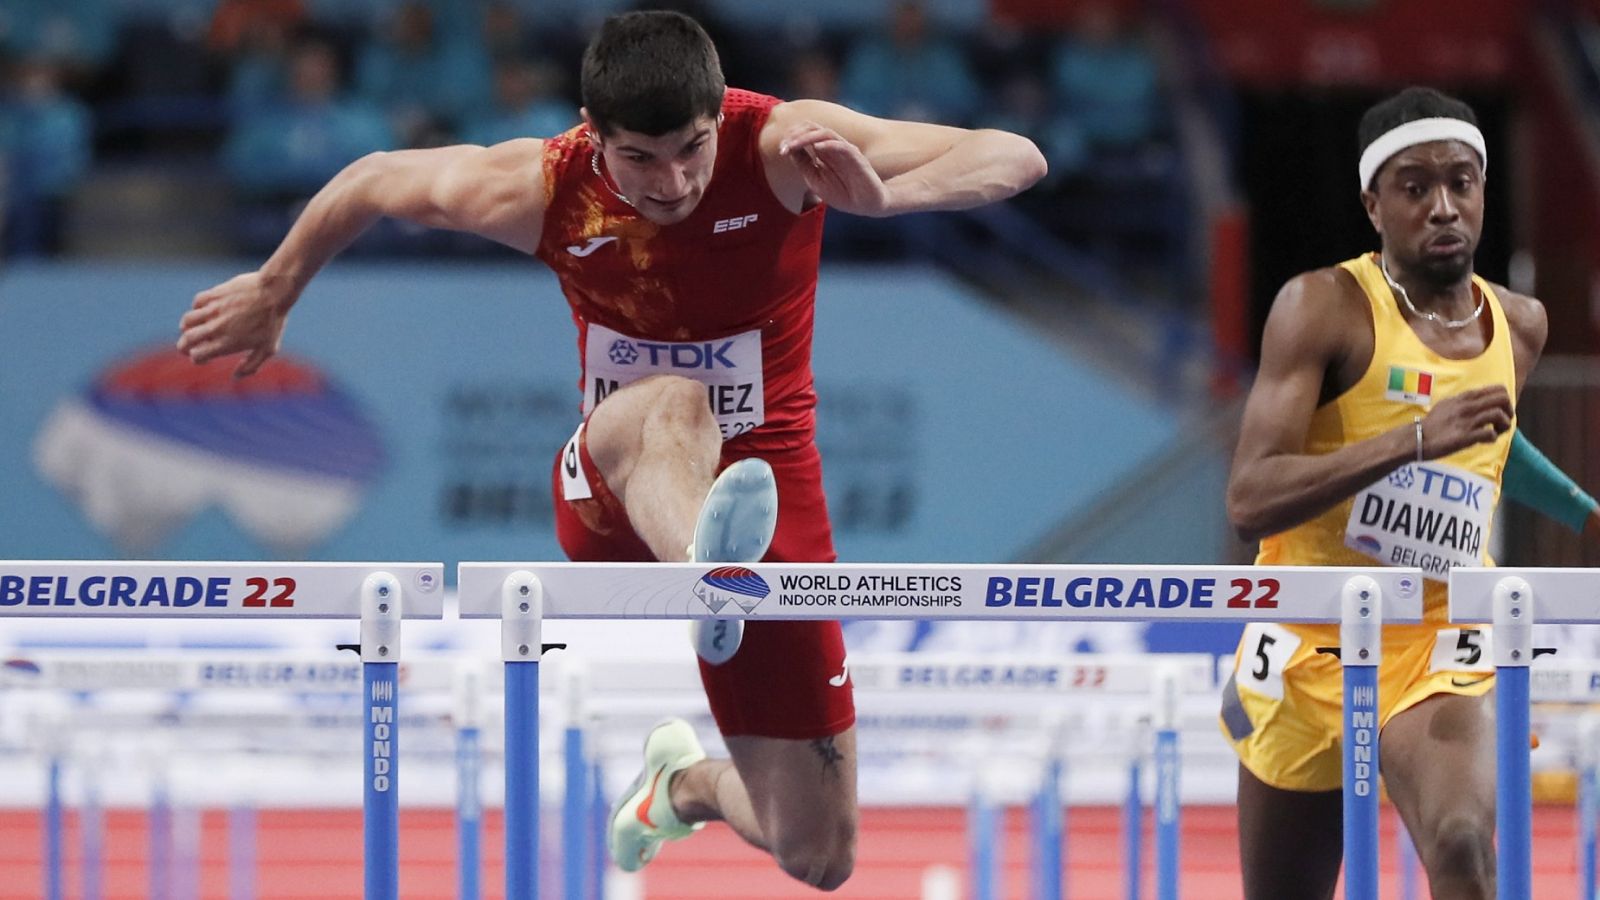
607, 718, 707, 872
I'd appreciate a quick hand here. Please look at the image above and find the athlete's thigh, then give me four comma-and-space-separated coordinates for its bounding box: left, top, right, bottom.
724, 727, 858, 851
1380, 691, 1495, 852
1236, 764, 1343, 900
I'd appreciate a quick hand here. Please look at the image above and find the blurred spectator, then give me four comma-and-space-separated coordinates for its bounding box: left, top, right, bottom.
480, 1, 531, 64
1050, 3, 1162, 153
0, 0, 114, 76
223, 39, 395, 196
223, 16, 301, 117
355, 2, 492, 144
209, 0, 307, 55
839, 1, 981, 123
0, 57, 92, 256
983, 73, 1088, 184
462, 59, 578, 146
787, 48, 840, 102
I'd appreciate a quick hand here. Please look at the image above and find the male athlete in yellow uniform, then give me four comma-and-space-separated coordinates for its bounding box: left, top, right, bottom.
1221, 87, 1555, 900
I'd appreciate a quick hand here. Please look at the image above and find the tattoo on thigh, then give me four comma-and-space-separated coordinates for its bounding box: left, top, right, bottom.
810, 737, 845, 778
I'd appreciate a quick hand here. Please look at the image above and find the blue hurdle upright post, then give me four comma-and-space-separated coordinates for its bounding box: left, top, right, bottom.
589, 755, 607, 900
362, 573, 403, 900
1494, 577, 1534, 900
563, 666, 589, 900
454, 662, 484, 900
1580, 716, 1599, 900
149, 771, 173, 900
1152, 663, 1182, 900
1125, 747, 1144, 900
968, 777, 1000, 900
1340, 575, 1384, 900
174, 804, 202, 900
1031, 732, 1065, 900
228, 802, 256, 900
82, 774, 103, 900
44, 752, 63, 900
500, 570, 543, 900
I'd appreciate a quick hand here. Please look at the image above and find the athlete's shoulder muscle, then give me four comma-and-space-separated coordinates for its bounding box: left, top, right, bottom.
1485, 281, 1548, 389
1262, 267, 1367, 370
431, 138, 548, 254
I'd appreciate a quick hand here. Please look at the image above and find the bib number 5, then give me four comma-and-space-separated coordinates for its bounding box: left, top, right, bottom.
1429, 627, 1494, 674
1237, 623, 1301, 701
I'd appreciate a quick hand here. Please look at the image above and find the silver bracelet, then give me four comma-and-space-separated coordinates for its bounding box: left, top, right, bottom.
1413, 415, 1424, 462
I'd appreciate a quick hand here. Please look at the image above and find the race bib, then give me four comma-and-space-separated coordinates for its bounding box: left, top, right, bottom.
558, 423, 592, 501
582, 322, 764, 440
1344, 462, 1494, 582
1235, 623, 1301, 701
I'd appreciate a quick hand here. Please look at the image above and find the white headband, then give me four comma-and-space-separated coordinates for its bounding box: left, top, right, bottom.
1358, 117, 1487, 190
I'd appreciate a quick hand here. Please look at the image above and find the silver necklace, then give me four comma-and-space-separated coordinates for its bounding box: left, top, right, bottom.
1379, 253, 1485, 330
590, 148, 634, 208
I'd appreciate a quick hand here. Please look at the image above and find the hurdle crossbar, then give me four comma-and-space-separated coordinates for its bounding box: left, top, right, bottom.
0, 561, 443, 900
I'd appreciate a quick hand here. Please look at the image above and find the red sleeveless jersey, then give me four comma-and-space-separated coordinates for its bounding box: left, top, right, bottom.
535, 89, 826, 452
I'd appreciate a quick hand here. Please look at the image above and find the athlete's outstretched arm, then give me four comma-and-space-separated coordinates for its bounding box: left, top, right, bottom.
762, 99, 1046, 217
178, 140, 546, 376
1225, 271, 1515, 542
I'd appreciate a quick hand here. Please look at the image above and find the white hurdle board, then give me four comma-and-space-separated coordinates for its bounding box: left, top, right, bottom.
457, 562, 1425, 622
0, 562, 445, 618
1449, 567, 1600, 623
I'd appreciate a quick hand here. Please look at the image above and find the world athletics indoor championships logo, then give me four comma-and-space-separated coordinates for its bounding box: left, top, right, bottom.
692, 566, 771, 614
33, 347, 384, 556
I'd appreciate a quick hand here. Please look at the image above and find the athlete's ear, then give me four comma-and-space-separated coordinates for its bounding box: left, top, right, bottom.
1361, 188, 1382, 235
580, 108, 602, 146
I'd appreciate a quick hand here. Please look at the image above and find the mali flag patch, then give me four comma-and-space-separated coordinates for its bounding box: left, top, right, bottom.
1386, 365, 1434, 406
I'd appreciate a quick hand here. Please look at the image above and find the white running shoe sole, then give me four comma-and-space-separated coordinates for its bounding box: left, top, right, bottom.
688, 458, 776, 664
690, 458, 778, 564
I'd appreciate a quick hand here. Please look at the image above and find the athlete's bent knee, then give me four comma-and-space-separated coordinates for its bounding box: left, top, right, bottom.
773, 827, 856, 891
645, 376, 716, 433
1424, 818, 1495, 886
775, 848, 854, 892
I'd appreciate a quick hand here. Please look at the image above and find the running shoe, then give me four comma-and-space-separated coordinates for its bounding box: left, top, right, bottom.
607, 718, 707, 871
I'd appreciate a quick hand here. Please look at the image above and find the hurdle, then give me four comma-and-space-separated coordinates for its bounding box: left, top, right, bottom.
1, 647, 490, 898
459, 561, 1423, 900
558, 650, 1217, 900
0, 561, 444, 900
1448, 567, 1600, 900
563, 650, 1209, 896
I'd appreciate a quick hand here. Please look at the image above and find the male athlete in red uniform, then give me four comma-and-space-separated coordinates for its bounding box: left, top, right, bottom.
177, 11, 1045, 890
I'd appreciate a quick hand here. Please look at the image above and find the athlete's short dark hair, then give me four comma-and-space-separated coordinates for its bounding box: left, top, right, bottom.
581, 11, 725, 137
1358, 87, 1481, 188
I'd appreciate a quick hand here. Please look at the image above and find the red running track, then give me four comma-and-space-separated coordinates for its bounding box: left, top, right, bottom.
0, 805, 1583, 898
